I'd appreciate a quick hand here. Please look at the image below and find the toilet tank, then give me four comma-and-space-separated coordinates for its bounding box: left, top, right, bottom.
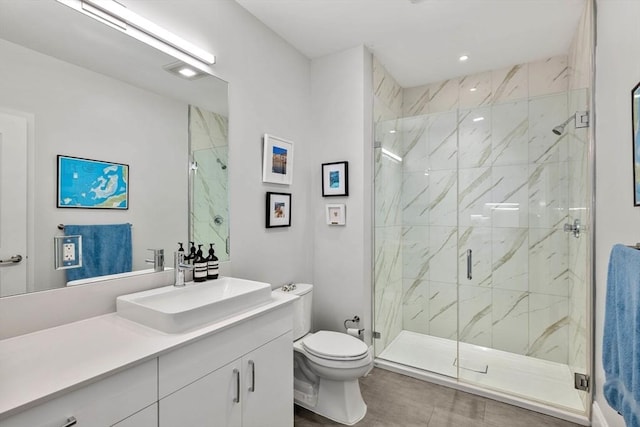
276, 283, 312, 340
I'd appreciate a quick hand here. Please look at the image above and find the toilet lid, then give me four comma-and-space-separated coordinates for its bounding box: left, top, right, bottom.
302, 331, 369, 360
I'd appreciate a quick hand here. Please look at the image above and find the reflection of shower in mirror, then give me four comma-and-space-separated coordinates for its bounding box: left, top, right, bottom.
552, 111, 590, 135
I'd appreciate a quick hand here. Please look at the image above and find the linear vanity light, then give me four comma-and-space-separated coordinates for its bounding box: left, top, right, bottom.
55, 0, 216, 71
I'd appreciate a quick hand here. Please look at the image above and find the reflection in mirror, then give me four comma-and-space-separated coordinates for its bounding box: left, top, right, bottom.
190, 107, 230, 262
0, 1, 229, 297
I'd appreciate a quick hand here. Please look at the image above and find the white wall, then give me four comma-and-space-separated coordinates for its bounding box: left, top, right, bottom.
310, 46, 373, 341
0, 39, 188, 292
131, 0, 314, 287
594, 1, 640, 426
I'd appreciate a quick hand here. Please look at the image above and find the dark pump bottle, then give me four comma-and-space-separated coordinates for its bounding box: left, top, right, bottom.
186, 241, 197, 264
207, 243, 219, 280
193, 245, 208, 282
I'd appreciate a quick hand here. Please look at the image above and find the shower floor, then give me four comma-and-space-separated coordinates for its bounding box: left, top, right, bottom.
378, 330, 585, 413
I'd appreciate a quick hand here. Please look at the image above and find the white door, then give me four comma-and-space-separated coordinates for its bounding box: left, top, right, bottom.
0, 111, 27, 296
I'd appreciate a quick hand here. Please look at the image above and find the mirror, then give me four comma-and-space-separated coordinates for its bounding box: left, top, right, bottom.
0, 1, 229, 296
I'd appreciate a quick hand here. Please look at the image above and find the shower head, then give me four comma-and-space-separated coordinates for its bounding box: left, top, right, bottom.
216, 158, 227, 170
551, 111, 590, 135
552, 123, 567, 136
552, 115, 575, 136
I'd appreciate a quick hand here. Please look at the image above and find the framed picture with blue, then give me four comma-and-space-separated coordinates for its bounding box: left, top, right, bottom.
633, 82, 640, 205
262, 134, 294, 185
266, 192, 291, 228
57, 155, 129, 209
322, 161, 349, 197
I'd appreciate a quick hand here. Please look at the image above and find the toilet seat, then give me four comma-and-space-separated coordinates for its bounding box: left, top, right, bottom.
301, 331, 369, 361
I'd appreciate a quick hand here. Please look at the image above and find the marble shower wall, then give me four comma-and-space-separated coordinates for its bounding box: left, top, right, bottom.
373, 58, 404, 356
399, 55, 575, 365
189, 106, 230, 262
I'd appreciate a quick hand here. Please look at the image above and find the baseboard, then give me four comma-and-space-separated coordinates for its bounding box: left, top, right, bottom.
591, 401, 609, 427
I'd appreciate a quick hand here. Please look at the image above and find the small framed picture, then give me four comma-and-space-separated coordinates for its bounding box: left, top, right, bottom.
266, 192, 291, 228
263, 134, 294, 185
326, 204, 346, 225
322, 161, 349, 197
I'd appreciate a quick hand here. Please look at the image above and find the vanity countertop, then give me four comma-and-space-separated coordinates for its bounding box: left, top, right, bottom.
0, 291, 297, 420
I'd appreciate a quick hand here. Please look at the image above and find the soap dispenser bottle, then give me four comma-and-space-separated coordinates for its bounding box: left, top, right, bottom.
193, 244, 208, 282
206, 243, 219, 280
186, 241, 197, 264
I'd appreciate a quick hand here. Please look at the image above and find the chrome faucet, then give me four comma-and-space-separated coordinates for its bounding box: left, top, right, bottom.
146, 248, 165, 272
174, 251, 194, 287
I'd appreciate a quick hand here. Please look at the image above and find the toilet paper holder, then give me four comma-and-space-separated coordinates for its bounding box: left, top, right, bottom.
344, 316, 364, 337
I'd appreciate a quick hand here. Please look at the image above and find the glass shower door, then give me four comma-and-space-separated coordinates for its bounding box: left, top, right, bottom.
455, 91, 591, 413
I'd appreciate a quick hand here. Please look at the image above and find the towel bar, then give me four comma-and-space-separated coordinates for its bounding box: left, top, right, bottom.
58, 223, 132, 230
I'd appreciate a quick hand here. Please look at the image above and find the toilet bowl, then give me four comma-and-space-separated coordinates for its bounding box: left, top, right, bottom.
275, 284, 373, 426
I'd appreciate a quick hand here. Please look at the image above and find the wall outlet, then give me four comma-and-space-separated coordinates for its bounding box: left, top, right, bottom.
63, 243, 75, 261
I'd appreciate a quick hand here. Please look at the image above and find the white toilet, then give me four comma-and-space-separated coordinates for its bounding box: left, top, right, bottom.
276, 283, 373, 426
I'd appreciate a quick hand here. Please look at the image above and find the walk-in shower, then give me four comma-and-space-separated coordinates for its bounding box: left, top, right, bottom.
371, 4, 593, 423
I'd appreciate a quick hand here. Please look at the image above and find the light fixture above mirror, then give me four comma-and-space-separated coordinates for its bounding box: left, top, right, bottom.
55, 0, 216, 74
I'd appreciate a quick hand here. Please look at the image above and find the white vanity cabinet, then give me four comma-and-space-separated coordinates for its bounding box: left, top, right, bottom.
112, 404, 158, 427
158, 307, 293, 427
0, 359, 157, 427
0, 295, 295, 427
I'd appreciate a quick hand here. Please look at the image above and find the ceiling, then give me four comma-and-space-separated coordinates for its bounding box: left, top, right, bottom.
234, 0, 587, 88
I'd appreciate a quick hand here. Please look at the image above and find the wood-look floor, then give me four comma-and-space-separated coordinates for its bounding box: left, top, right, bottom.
294, 368, 583, 427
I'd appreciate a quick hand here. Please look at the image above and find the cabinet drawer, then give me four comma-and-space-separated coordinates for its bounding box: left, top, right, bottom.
0, 359, 157, 427
159, 304, 292, 399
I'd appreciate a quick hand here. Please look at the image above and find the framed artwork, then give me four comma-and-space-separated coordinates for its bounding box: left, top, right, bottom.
633, 82, 640, 206
57, 155, 129, 209
266, 192, 291, 228
326, 204, 346, 225
263, 134, 294, 185
322, 161, 349, 197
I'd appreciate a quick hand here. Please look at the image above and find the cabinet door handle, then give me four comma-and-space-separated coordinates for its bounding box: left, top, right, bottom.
466, 249, 472, 280
62, 417, 77, 427
248, 360, 255, 392
233, 368, 240, 403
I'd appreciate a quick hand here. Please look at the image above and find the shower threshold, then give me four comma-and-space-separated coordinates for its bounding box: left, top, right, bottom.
377, 330, 588, 425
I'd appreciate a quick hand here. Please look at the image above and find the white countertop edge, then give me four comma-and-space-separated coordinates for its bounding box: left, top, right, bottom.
0, 291, 297, 419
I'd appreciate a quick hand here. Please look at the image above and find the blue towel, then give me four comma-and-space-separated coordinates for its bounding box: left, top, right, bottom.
64, 223, 132, 282
604, 244, 640, 427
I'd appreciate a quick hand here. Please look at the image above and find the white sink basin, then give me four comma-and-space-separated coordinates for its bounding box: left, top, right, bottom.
116, 277, 272, 333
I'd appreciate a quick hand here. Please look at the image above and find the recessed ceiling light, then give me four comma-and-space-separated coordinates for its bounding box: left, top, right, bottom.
469, 87, 478, 92
473, 117, 485, 122
389, 129, 397, 134
459, 55, 469, 62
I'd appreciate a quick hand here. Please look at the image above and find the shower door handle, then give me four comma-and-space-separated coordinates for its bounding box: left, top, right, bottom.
466, 249, 472, 280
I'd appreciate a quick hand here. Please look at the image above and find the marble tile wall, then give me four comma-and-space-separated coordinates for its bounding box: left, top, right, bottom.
373, 58, 404, 356
189, 106, 230, 262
